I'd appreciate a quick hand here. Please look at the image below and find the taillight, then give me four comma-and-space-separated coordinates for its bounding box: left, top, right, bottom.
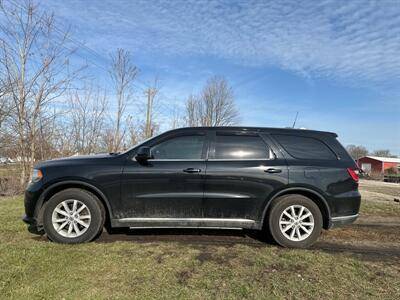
347, 168, 359, 183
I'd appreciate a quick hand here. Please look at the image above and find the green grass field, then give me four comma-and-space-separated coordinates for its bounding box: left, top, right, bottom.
0, 196, 399, 299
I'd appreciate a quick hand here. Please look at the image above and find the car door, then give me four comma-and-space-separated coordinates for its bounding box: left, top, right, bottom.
120, 131, 208, 221
203, 130, 288, 225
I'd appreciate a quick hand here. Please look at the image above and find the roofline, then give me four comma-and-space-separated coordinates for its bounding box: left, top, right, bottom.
357, 156, 400, 163
168, 126, 338, 137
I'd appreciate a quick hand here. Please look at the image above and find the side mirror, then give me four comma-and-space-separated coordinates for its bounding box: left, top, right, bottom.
135, 146, 152, 163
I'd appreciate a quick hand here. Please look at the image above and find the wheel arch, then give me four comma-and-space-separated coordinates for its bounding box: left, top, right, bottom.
261, 187, 331, 229
34, 180, 113, 228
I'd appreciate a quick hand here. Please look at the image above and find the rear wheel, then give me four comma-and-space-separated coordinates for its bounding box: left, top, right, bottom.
268, 194, 322, 248
43, 188, 105, 244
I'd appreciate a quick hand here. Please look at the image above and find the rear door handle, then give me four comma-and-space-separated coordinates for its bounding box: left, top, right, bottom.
183, 168, 201, 173
264, 168, 282, 174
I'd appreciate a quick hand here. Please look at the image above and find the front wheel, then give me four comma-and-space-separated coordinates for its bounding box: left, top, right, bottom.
43, 188, 105, 244
268, 194, 322, 248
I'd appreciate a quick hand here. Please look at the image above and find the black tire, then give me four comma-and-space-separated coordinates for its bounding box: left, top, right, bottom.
43, 188, 105, 244
267, 194, 323, 248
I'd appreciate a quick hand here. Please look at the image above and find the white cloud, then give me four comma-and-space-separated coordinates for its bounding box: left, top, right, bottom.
44, 0, 400, 86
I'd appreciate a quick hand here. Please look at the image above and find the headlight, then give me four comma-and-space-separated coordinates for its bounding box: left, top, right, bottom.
31, 169, 43, 183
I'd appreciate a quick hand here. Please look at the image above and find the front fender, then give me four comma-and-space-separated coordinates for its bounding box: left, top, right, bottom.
34, 179, 113, 225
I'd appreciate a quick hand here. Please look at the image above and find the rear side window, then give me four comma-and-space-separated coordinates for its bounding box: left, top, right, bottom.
214, 134, 272, 159
326, 138, 354, 161
273, 134, 337, 160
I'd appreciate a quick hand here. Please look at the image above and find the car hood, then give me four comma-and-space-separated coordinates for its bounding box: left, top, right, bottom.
34, 153, 119, 168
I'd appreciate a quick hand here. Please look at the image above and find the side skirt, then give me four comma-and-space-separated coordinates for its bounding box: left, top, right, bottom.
111, 217, 261, 230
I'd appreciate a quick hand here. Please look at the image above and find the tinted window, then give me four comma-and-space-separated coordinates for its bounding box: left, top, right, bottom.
215, 134, 270, 159
273, 134, 336, 160
151, 135, 205, 159
326, 138, 354, 161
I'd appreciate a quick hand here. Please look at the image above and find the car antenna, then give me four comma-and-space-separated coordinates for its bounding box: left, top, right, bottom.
292, 111, 299, 128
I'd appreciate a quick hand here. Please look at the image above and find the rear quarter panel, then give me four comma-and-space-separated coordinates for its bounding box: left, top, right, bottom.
269, 133, 360, 218
287, 160, 360, 216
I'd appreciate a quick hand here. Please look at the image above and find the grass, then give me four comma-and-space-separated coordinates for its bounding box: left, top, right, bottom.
361, 199, 400, 217
0, 196, 399, 299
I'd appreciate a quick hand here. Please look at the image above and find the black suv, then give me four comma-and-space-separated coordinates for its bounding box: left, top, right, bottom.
23, 127, 360, 248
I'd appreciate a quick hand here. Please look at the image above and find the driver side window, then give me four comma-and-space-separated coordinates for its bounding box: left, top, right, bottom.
151, 135, 205, 159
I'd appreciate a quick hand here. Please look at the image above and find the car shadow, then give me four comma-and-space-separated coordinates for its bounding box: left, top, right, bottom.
312, 241, 400, 262
96, 227, 271, 246
31, 226, 400, 263
95, 227, 400, 263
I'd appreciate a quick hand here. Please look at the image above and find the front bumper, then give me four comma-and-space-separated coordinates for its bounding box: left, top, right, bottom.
330, 214, 359, 228
22, 214, 44, 235
23, 182, 45, 235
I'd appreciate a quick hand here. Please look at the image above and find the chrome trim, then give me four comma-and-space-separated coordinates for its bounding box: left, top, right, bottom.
204, 193, 250, 199
207, 158, 275, 161
148, 159, 205, 161
137, 192, 203, 198
137, 192, 250, 199
129, 226, 243, 230
331, 214, 359, 221
118, 217, 256, 224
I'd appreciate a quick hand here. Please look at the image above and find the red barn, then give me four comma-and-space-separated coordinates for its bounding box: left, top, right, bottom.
356, 156, 400, 174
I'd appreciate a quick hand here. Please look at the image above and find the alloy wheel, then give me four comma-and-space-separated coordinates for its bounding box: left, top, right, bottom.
51, 199, 91, 238
278, 205, 315, 241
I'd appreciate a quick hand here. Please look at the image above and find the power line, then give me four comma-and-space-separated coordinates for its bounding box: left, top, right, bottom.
7, 0, 109, 68
7, 0, 156, 93
2, 0, 161, 104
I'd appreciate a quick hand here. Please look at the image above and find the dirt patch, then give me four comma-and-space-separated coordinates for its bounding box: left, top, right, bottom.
313, 241, 400, 263
257, 263, 309, 282
176, 269, 194, 285
97, 228, 265, 247
322, 223, 400, 243
266, 262, 307, 273
195, 247, 238, 265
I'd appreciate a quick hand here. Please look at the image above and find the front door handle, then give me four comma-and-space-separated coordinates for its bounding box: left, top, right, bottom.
264, 168, 282, 174
183, 168, 201, 173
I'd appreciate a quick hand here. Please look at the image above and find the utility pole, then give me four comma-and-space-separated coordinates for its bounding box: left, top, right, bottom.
145, 88, 156, 138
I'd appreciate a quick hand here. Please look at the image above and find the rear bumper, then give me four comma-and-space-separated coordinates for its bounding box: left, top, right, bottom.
327, 189, 361, 228
330, 213, 359, 228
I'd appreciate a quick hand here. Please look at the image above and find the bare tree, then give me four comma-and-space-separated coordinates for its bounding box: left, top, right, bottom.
68, 83, 108, 154
169, 102, 184, 129
184, 76, 239, 127
0, 81, 12, 131
34, 111, 61, 160
185, 94, 199, 127
0, 0, 82, 185
372, 149, 396, 158
108, 48, 138, 152
346, 145, 368, 160
126, 116, 140, 147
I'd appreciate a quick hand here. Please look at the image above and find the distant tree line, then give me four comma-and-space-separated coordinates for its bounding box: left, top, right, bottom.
345, 145, 397, 160
0, 1, 239, 188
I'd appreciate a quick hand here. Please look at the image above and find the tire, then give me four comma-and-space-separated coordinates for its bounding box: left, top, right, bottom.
43, 188, 105, 244
267, 194, 323, 248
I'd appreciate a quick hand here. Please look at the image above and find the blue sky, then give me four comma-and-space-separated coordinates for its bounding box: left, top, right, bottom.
41, 0, 400, 154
